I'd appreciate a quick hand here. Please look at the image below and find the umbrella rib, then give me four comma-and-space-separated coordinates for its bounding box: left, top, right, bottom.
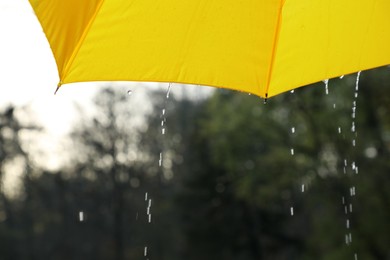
264, 1, 284, 98
61, 0, 106, 84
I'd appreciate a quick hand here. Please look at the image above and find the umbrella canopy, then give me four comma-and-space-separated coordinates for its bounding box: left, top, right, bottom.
29, 0, 390, 98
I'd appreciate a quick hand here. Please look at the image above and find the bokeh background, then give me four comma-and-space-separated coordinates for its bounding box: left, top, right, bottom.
1, 1, 390, 259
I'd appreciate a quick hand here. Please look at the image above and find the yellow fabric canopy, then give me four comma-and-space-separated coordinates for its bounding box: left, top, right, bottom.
29, 0, 390, 98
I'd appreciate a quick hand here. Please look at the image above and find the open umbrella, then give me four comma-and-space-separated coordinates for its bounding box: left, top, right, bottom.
29, 0, 390, 98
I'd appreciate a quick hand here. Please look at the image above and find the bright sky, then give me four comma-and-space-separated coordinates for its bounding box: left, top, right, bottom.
0, 0, 100, 134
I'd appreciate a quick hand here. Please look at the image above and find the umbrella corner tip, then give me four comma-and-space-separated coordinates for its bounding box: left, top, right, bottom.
54, 82, 62, 95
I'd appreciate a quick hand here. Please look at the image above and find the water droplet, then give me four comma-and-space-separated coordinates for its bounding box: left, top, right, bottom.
301, 184, 305, 193
345, 206, 348, 214
352, 139, 356, 146
148, 214, 152, 223
342, 196, 345, 204
159, 153, 162, 167
290, 207, 294, 216
349, 233, 352, 243
291, 127, 295, 134
290, 90, 295, 94
145, 192, 148, 201
166, 83, 172, 99
351, 161, 356, 170
345, 234, 350, 245
79, 211, 84, 222
333, 103, 337, 109
350, 186, 356, 196
344, 159, 348, 167
290, 148, 294, 155
349, 204, 353, 213
340, 75, 344, 79
323, 79, 329, 95
346, 219, 350, 229
144, 246, 148, 256
162, 128, 166, 135
338, 127, 342, 134
148, 199, 152, 208
354, 253, 358, 260
355, 167, 358, 174
355, 71, 361, 90
162, 109, 166, 116
127, 90, 133, 96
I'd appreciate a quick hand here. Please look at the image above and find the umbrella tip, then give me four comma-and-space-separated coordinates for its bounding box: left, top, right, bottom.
54, 82, 62, 95
263, 93, 268, 104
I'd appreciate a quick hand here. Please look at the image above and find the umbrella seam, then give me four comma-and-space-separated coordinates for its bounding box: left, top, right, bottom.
61, 0, 106, 83
264, 0, 284, 98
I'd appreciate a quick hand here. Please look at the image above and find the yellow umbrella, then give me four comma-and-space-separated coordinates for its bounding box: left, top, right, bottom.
29, 0, 390, 98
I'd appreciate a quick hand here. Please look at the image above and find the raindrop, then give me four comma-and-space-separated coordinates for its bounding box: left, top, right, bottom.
355, 71, 361, 90
144, 246, 148, 256
351, 161, 356, 170
148, 199, 152, 208
355, 253, 358, 260
342, 196, 345, 204
148, 214, 152, 223
323, 79, 329, 95
290, 90, 295, 94
355, 167, 358, 174
162, 128, 166, 135
350, 186, 356, 196
345, 234, 349, 245
345, 206, 348, 214
162, 108, 166, 116
166, 83, 172, 99
290, 207, 294, 216
159, 153, 162, 167
145, 192, 148, 201
301, 184, 305, 193
79, 211, 84, 222
349, 204, 353, 213
338, 127, 342, 134
127, 90, 133, 96
339, 75, 344, 79
352, 139, 356, 146
346, 219, 350, 229
349, 233, 352, 243
147, 207, 150, 215
351, 122, 355, 132
290, 148, 294, 155
291, 127, 295, 134
344, 159, 348, 167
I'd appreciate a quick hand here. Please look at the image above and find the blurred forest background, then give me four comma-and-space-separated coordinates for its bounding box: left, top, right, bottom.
0, 67, 389, 260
